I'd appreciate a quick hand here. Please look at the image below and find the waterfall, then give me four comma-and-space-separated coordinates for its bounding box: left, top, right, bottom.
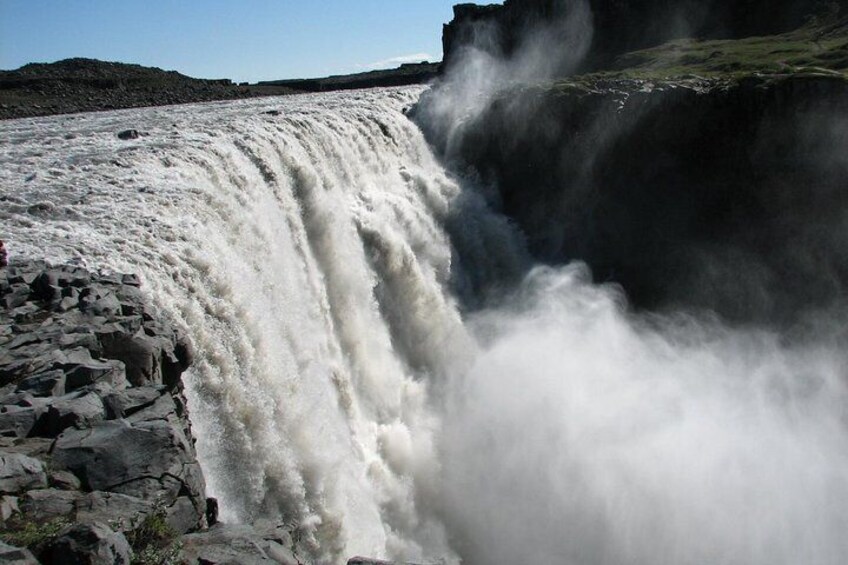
2, 87, 848, 565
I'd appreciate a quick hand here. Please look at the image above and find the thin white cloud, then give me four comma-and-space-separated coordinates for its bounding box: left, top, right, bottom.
358, 53, 435, 70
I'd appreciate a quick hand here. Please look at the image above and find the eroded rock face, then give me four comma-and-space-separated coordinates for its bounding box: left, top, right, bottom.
0, 262, 206, 558
0, 540, 39, 564
0, 261, 310, 563
0, 453, 46, 494
43, 522, 131, 565
0, 261, 192, 394
180, 523, 309, 565
441, 0, 844, 71
420, 74, 848, 323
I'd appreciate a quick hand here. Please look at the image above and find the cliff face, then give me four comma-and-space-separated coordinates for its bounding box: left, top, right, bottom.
428, 2, 848, 323
442, 0, 847, 71
420, 73, 848, 323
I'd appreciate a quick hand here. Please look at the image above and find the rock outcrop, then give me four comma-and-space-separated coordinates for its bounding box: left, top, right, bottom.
0, 260, 308, 564
442, 0, 847, 71
418, 72, 848, 323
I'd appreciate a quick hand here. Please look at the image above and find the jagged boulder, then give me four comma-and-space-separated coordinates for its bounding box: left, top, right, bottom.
75, 491, 154, 532
43, 522, 131, 565
17, 488, 83, 522
0, 452, 47, 494
0, 541, 39, 564
52, 419, 196, 494
180, 523, 307, 565
116, 129, 140, 140
0, 261, 211, 558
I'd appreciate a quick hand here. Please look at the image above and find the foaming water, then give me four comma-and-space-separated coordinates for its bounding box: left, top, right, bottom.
2, 89, 848, 565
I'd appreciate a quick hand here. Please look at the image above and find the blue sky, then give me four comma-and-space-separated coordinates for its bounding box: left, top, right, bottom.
0, 0, 463, 82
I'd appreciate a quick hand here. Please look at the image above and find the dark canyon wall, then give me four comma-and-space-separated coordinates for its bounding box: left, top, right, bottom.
443, 0, 847, 71
419, 74, 848, 324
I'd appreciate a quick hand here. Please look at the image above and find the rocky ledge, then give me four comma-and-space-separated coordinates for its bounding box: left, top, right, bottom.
441, 0, 843, 72
0, 260, 310, 564
417, 70, 848, 324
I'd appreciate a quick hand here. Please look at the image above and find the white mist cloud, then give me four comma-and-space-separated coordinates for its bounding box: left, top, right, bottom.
415, 0, 594, 157
440, 264, 848, 565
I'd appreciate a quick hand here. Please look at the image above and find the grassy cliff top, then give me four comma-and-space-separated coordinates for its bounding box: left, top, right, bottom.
608, 15, 848, 80
527, 15, 848, 98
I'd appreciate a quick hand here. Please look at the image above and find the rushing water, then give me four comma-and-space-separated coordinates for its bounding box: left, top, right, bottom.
2, 88, 848, 565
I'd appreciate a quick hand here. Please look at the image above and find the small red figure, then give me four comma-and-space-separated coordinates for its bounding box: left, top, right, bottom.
0, 240, 7, 267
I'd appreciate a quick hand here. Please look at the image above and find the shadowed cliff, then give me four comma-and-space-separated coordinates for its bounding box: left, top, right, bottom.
420, 5, 848, 325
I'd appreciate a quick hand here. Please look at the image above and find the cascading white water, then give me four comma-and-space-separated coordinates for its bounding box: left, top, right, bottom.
0, 88, 491, 563
2, 87, 848, 565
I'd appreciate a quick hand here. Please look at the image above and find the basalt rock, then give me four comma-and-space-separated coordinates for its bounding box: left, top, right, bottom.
179, 523, 309, 565
422, 73, 848, 324
0, 541, 39, 564
0, 261, 310, 563
0, 261, 209, 560
42, 522, 132, 565
442, 0, 847, 72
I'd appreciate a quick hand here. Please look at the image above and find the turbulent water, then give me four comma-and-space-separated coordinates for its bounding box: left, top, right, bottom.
2, 87, 848, 565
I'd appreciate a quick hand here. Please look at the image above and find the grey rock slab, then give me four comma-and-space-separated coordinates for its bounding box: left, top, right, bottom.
0, 541, 39, 565
88, 293, 122, 317
18, 488, 83, 521
166, 495, 203, 535
0, 437, 53, 457
64, 359, 128, 392
0, 359, 35, 384
3, 333, 41, 351
16, 370, 66, 397
0, 451, 47, 494
48, 469, 82, 491
29, 271, 59, 301
57, 295, 79, 312
36, 391, 106, 437
251, 519, 293, 548
180, 524, 280, 565
0, 405, 39, 438
44, 522, 131, 565
0, 494, 19, 521
75, 491, 154, 532
98, 330, 163, 386
264, 541, 301, 565
49, 346, 94, 367
125, 393, 177, 424
110, 474, 183, 504
52, 418, 197, 500
102, 386, 163, 419
58, 332, 101, 354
